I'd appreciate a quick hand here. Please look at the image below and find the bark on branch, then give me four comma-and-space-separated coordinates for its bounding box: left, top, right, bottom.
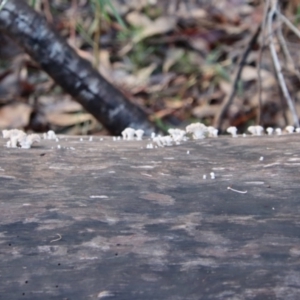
0, 0, 158, 135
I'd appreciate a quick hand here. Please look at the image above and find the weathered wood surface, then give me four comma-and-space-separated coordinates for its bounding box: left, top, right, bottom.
1, 134, 300, 299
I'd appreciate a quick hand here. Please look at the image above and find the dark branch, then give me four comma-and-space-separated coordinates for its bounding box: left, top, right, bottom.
0, 0, 159, 135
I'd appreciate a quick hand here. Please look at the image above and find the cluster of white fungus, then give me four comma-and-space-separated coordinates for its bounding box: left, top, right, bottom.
168, 129, 186, 142
43, 130, 57, 140
186, 123, 208, 139
121, 128, 144, 141
207, 126, 219, 138
152, 135, 173, 147
248, 125, 264, 136
3, 129, 40, 149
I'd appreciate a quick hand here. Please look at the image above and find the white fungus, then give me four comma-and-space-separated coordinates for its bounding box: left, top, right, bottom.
2, 130, 40, 149
121, 128, 135, 140
266, 127, 274, 135
89, 136, 93, 142
210, 172, 215, 179
186, 123, 208, 139
187, 150, 190, 155
207, 126, 218, 137
153, 136, 173, 147
285, 125, 294, 134
247, 125, 264, 136
256, 126, 264, 136
43, 130, 57, 140
275, 128, 282, 135
226, 126, 238, 137
203, 175, 207, 180
135, 129, 144, 140
168, 128, 186, 142
146, 143, 154, 149
247, 126, 256, 135
18, 134, 41, 149
296, 128, 300, 133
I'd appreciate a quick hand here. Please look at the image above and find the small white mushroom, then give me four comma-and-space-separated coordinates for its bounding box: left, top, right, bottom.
247, 126, 256, 135
146, 143, 154, 149
121, 128, 135, 140
296, 128, 300, 133
135, 129, 144, 140
186, 123, 208, 139
207, 126, 218, 138
247, 125, 264, 136
226, 126, 238, 137
275, 128, 282, 135
256, 126, 264, 136
266, 127, 274, 135
46, 130, 57, 140
168, 128, 186, 142
285, 125, 294, 134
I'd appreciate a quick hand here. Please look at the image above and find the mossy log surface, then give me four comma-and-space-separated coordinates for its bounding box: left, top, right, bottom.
1, 134, 300, 299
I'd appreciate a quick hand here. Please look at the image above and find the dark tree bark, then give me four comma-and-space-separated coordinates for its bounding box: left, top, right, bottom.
0, 0, 158, 135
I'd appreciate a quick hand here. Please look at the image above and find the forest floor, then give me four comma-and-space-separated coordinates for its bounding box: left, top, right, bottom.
0, 0, 300, 135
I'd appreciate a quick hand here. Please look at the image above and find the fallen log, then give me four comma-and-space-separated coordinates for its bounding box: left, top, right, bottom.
0, 0, 158, 135
0, 133, 300, 299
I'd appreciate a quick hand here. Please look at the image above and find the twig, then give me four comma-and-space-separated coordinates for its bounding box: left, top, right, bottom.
214, 25, 261, 131
0, 0, 8, 11
279, 12, 300, 40
268, 0, 299, 127
50, 233, 62, 243
227, 187, 247, 194
276, 22, 300, 82
256, 0, 270, 125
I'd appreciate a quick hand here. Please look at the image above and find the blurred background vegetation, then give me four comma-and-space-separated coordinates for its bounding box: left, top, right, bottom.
0, 0, 300, 135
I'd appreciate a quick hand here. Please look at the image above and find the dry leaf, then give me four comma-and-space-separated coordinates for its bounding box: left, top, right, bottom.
46, 112, 94, 127
126, 11, 152, 28
192, 105, 220, 118
133, 16, 177, 43
241, 66, 271, 81
0, 103, 32, 129
163, 48, 184, 73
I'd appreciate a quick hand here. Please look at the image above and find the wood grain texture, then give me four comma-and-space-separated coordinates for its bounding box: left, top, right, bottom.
0, 134, 300, 299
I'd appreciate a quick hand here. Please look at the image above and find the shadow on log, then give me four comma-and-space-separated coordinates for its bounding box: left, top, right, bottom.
0, 0, 158, 135
1, 134, 300, 298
